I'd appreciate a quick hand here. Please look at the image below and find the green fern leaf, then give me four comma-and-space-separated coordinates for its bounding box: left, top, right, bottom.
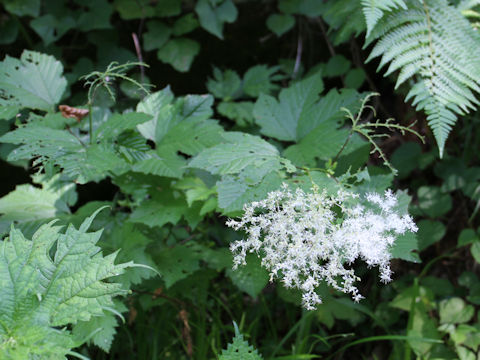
364, 0, 480, 157
0, 50, 67, 112
362, 0, 407, 37
219, 323, 263, 360
0, 208, 132, 359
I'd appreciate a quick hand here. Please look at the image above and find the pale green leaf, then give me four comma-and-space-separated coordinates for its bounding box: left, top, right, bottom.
0, 50, 67, 112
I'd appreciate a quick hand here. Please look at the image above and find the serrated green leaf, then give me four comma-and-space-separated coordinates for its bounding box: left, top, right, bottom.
253, 73, 324, 141
189, 132, 281, 175
219, 322, 263, 360
243, 64, 280, 97
0, 50, 67, 112
94, 112, 151, 141
0, 209, 132, 359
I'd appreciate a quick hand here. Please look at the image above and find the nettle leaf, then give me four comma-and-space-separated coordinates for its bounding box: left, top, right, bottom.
195, 0, 238, 39
0, 208, 132, 359
0, 50, 67, 112
219, 323, 263, 360
253, 73, 324, 141
157, 38, 200, 72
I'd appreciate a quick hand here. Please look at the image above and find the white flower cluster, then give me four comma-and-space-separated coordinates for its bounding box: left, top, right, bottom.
226, 184, 417, 310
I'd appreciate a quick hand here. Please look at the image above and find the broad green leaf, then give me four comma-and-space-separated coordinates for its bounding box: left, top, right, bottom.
159, 119, 223, 156
189, 132, 282, 175
195, 0, 238, 39
471, 240, 480, 264
278, 0, 324, 16
155, 244, 202, 288
132, 150, 186, 178
0, 16, 19, 44
72, 301, 127, 352
157, 38, 200, 72
345, 68, 366, 89
129, 193, 187, 228
218, 101, 255, 126
325, 54, 351, 77
94, 112, 151, 141
414, 186, 452, 218
217, 171, 283, 213
100, 222, 156, 287
390, 232, 420, 262
417, 220, 446, 251
0, 209, 132, 359
74, 0, 113, 31
226, 254, 269, 298
0, 50, 67, 112
2, 0, 40, 16
173, 13, 199, 36
253, 73, 324, 141
391, 142, 423, 179
266, 13, 295, 37
30, 14, 76, 45
155, 0, 182, 17
0, 174, 75, 224
439, 298, 475, 324
136, 86, 175, 142
143, 20, 172, 51
113, 0, 155, 19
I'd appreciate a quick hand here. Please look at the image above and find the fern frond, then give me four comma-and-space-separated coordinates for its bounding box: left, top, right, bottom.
362, 0, 407, 37
364, 0, 480, 157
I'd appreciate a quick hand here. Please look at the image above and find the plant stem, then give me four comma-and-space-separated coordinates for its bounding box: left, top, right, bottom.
88, 102, 93, 144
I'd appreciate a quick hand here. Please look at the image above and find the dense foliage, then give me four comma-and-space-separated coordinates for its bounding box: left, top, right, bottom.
1, 0, 480, 359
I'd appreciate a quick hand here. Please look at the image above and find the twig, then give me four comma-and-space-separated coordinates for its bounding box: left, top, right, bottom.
131, 33, 145, 84
293, 25, 303, 79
